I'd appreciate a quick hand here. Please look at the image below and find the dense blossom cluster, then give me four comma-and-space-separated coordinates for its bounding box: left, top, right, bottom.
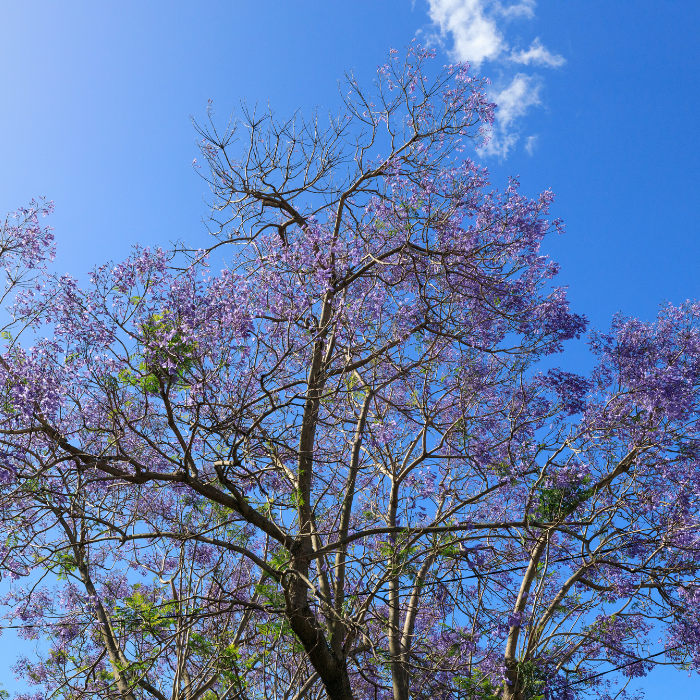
0, 47, 699, 700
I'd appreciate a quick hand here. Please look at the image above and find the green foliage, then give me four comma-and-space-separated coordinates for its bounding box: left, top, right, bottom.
290, 487, 305, 509
252, 549, 289, 608
452, 670, 500, 699
118, 312, 199, 395
113, 586, 175, 633
188, 631, 216, 658
535, 476, 593, 521
187, 632, 252, 690
268, 546, 291, 571
517, 660, 547, 700
492, 460, 510, 478
54, 551, 78, 580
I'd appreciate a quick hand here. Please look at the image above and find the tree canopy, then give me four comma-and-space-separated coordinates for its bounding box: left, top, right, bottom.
1, 47, 699, 700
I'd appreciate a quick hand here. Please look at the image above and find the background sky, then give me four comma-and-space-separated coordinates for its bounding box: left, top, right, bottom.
1, 0, 699, 696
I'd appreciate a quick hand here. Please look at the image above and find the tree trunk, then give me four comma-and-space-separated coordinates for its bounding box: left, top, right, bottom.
285, 555, 355, 700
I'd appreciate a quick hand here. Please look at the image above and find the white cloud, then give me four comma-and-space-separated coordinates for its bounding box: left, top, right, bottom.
524, 134, 539, 155
425, 1, 561, 159
427, 0, 506, 69
482, 74, 542, 158
511, 38, 565, 67
493, 0, 536, 20
426, 2, 562, 70
493, 74, 541, 129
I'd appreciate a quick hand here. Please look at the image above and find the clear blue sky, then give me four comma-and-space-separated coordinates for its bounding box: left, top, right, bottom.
1, 1, 699, 696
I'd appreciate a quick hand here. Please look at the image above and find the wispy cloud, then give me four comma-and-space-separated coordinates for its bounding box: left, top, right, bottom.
493, 0, 536, 20
524, 134, 539, 155
424, 1, 564, 158
482, 74, 542, 158
511, 38, 565, 67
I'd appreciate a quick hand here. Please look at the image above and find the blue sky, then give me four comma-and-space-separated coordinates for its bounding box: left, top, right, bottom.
1, 0, 699, 696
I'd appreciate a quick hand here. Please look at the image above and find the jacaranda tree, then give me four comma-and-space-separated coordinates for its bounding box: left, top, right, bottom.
1, 47, 699, 700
